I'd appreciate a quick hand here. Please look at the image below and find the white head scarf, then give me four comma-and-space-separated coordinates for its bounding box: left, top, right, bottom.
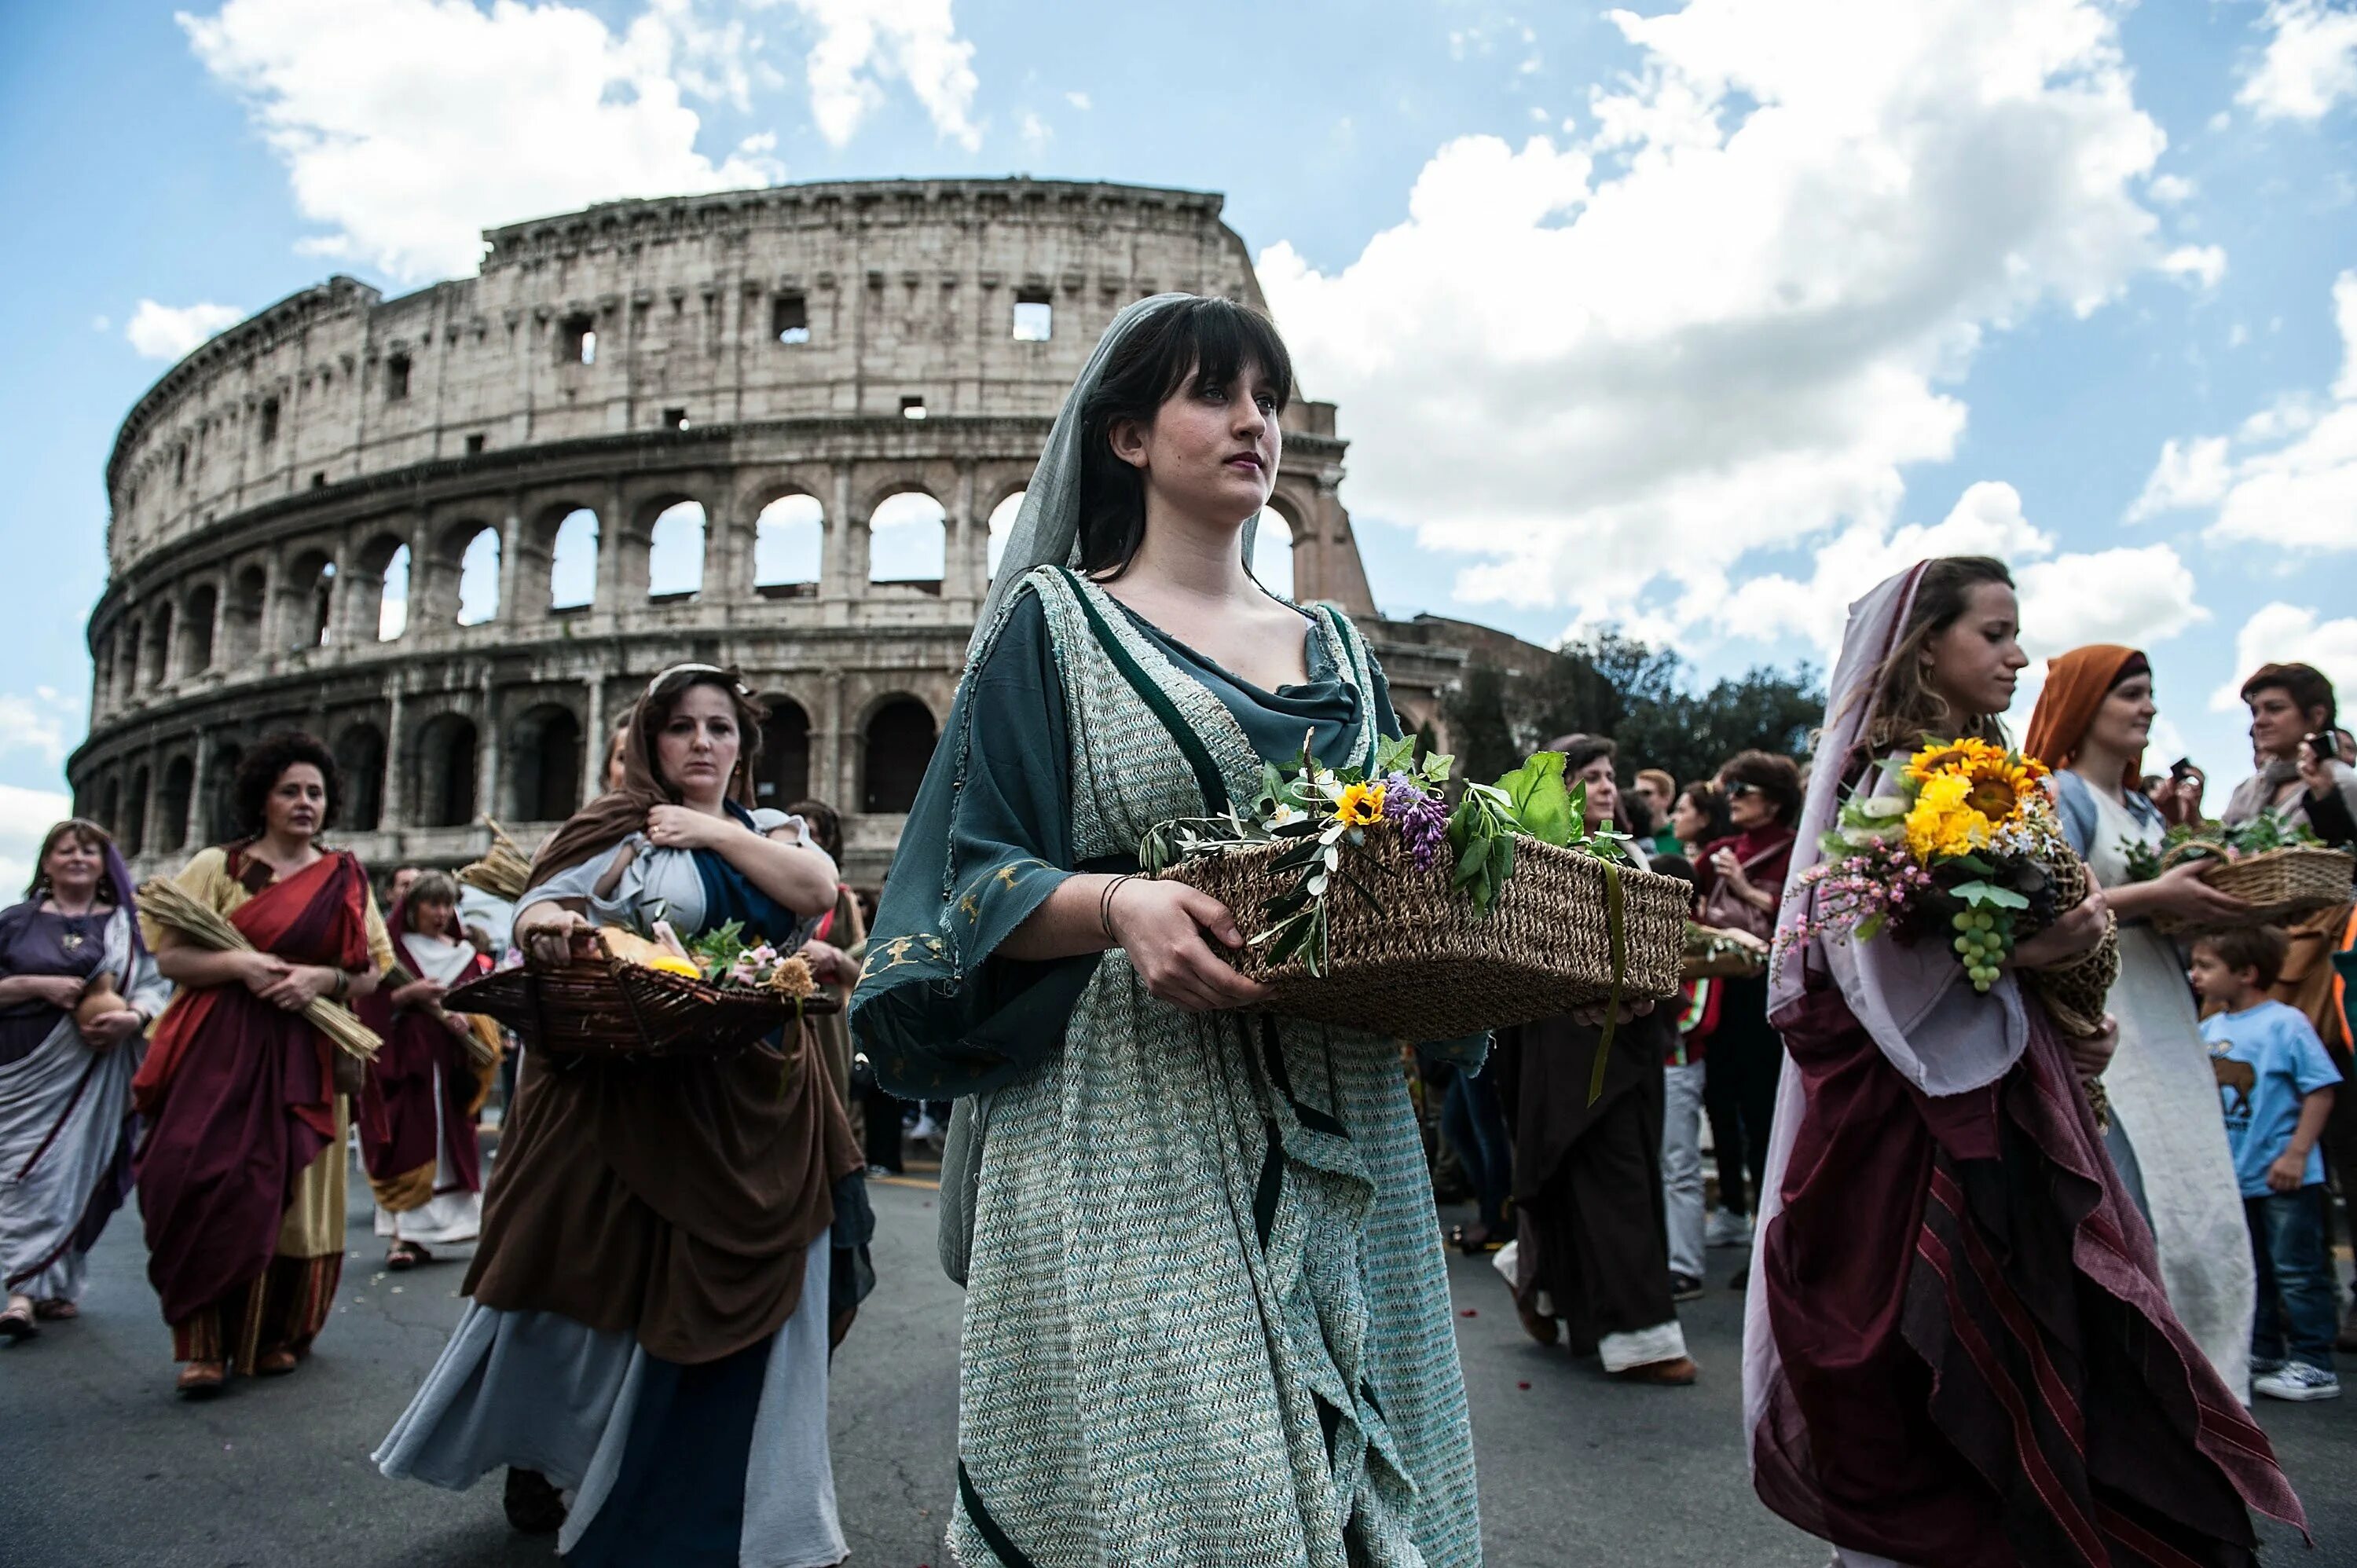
970, 292, 1268, 659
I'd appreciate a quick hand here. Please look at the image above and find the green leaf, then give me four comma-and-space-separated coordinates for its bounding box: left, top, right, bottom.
1493, 751, 1574, 846
1855, 910, 1886, 943
1952, 879, 2029, 910
1373, 733, 1417, 779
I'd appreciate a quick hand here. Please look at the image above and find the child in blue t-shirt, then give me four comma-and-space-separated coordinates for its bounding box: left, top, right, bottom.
2193, 925, 2343, 1401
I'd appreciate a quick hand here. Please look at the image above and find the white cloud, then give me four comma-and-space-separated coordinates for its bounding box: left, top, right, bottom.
1065, 90, 1090, 111
1018, 109, 1050, 148
2146, 171, 2196, 204
1258, 0, 2175, 650
2212, 602, 2357, 712
2124, 434, 2231, 520
2159, 243, 2227, 289
786, 0, 980, 151
0, 785, 74, 896
126, 299, 244, 360
0, 687, 83, 770
2133, 270, 2357, 551
180, 0, 794, 281
2238, 0, 2357, 123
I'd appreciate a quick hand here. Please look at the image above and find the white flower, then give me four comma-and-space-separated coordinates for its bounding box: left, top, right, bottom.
1268, 802, 1303, 827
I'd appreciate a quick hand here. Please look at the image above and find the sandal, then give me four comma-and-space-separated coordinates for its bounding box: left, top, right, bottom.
0, 1303, 35, 1342
387, 1240, 432, 1271
32, 1299, 78, 1321
176, 1360, 226, 1397
1449, 1223, 1501, 1255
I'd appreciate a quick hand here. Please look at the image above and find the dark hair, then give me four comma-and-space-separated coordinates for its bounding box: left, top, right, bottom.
407, 869, 460, 908
1858, 556, 2017, 754
2194, 925, 2289, 990
27, 819, 115, 898
233, 731, 341, 840
786, 797, 843, 862
1648, 851, 1698, 887
640, 669, 766, 798
1076, 298, 1295, 579
1717, 749, 1804, 827
2240, 662, 2337, 730
1549, 733, 1615, 775
1676, 781, 1733, 844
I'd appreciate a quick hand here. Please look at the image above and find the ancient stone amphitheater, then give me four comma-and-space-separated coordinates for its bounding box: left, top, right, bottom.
72, 178, 1490, 885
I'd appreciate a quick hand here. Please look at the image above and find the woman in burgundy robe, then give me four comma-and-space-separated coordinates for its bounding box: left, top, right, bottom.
134, 734, 393, 1397
1746, 559, 2304, 1566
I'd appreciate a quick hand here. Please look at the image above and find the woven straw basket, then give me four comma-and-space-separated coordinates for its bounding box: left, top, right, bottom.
2026, 848, 2117, 1040
1155, 822, 1688, 1039
445, 958, 835, 1061
2150, 844, 2356, 936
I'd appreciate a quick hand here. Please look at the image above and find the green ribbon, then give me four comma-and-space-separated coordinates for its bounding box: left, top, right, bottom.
1587, 859, 1626, 1107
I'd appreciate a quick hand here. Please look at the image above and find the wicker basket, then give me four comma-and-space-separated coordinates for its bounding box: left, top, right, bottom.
1683, 926, 1769, 982
1153, 822, 1687, 1039
2026, 847, 2118, 1040
2150, 844, 2356, 936
445, 958, 837, 1061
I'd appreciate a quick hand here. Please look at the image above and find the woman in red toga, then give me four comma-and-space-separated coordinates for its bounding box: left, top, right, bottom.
1746, 558, 2304, 1565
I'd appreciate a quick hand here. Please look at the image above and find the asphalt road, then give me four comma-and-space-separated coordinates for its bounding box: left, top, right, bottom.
5, 1161, 2352, 1566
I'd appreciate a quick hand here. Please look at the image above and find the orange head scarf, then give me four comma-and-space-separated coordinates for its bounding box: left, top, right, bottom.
2023, 643, 2146, 792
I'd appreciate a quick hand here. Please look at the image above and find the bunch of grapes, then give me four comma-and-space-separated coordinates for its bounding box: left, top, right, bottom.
1950, 907, 2011, 991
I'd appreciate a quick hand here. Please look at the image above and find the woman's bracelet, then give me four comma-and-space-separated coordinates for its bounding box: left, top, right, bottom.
1098, 873, 1139, 945
331, 969, 350, 1001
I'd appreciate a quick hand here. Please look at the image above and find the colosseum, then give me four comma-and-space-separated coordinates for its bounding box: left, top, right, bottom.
71, 178, 1512, 889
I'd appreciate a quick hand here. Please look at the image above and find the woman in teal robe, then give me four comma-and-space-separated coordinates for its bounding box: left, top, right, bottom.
854, 295, 1484, 1568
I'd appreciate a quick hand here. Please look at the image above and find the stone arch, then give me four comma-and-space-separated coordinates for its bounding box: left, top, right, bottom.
1252, 500, 1299, 602
754, 693, 812, 809
223, 565, 267, 667
334, 721, 387, 832
866, 486, 946, 592
118, 617, 141, 707
985, 488, 1027, 580
205, 742, 244, 844
145, 603, 175, 687
124, 764, 151, 856
753, 493, 825, 599
412, 712, 480, 828
531, 504, 599, 614
279, 548, 337, 650
508, 702, 585, 822
181, 583, 218, 674
157, 754, 195, 852
860, 694, 937, 814
455, 526, 501, 626
349, 531, 409, 644
98, 776, 121, 841
644, 499, 707, 602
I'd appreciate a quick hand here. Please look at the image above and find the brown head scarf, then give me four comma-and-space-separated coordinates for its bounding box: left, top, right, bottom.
470, 662, 863, 1363
2023, 644, 2146, 792
527, 665, 764, 890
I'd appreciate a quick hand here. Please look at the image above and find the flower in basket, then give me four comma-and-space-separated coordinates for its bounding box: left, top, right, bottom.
684, 921, 817, 999
1782, 738, 2062, 995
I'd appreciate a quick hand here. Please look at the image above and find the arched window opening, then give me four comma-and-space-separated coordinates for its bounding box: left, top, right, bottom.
124, 767, 150, 857
147, 604, 175, 686
416, 714, 480, 828
1252, 510, 1296, 602
158, 757, 194, 852
376, 545, 412, 640
225, 566, 266, 667
205, 745, 244, 844
335, 724, 387, 833
987, 490, 1025, 578
119, 619, 141, 705
311, 560, 337, 646
550, 509, 599, 611
509, 705, 584, 822
99, 779, 121, 841
456, 529, 500, 625
862, 698, 936, 815
756, 697, 811, 808
280, 551, 335, 650
868, 492, 945, 592
184, 584, 218, 672
647, 501, 706, 602
754, 495, 823, 599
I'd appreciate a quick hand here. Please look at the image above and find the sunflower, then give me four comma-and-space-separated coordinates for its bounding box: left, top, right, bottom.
1904, 772, 1992, 859
1904, 737, 2045, 830
1333, 780, 1387, 827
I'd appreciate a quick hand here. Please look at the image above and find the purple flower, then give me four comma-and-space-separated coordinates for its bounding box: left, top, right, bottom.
1392, 786, 1450, 872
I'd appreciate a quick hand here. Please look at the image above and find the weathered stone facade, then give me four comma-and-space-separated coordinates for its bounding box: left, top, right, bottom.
71, 178, 1470, 884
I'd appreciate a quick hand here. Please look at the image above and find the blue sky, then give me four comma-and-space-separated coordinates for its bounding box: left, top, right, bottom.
4, 0, 2355, 874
